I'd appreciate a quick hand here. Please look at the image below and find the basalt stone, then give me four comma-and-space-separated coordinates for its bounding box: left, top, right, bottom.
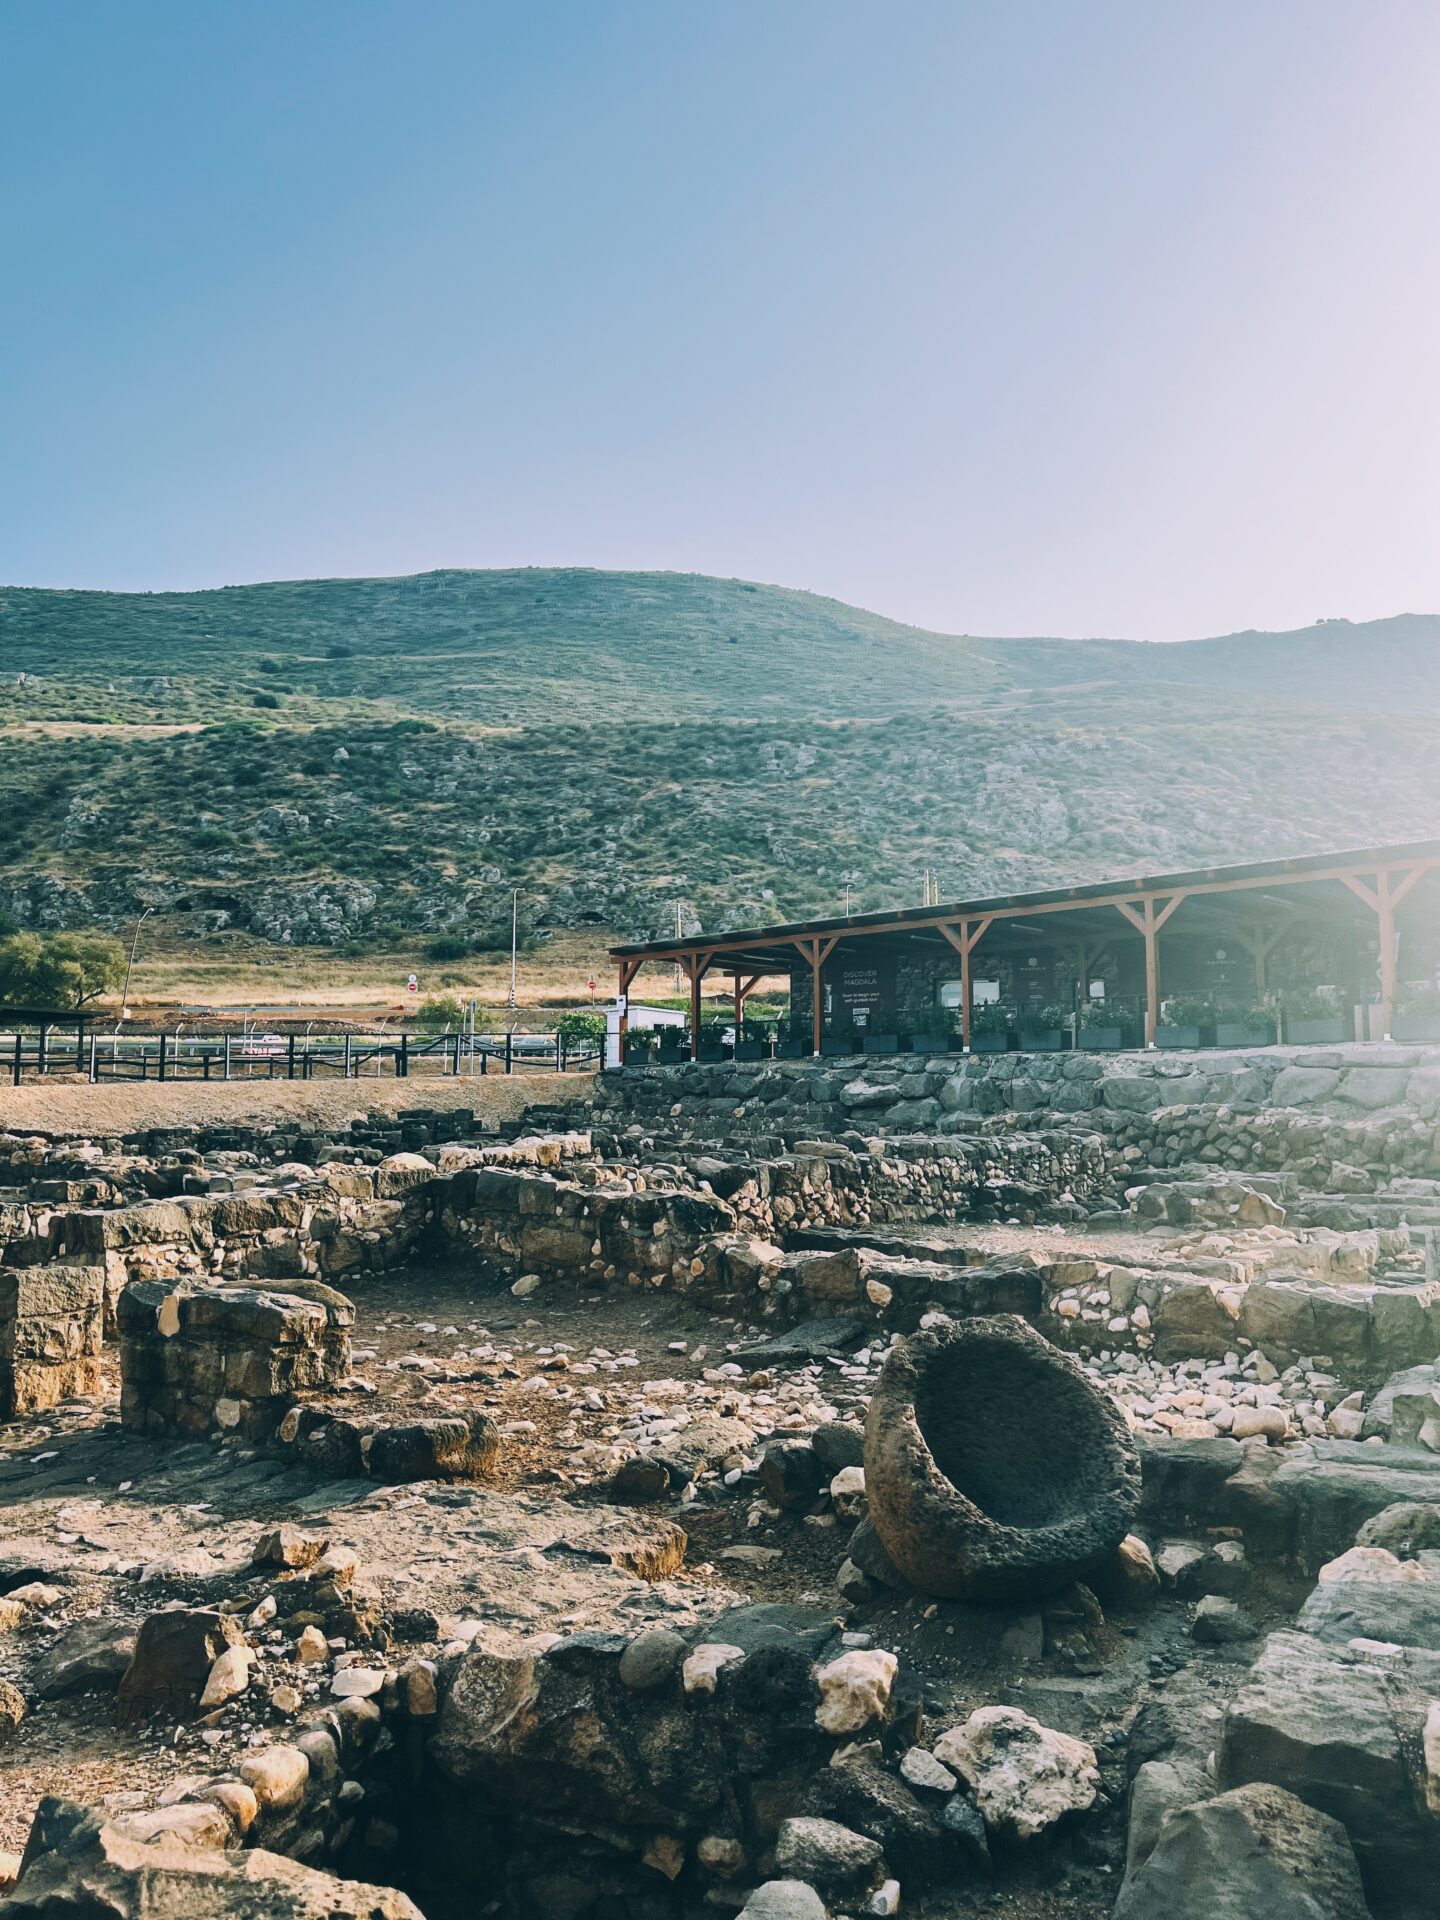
114, 1608, 246, 1726
366, 1412, 501, 1483
863, 1314, 1141, 1602
10, 1797, 424, 1919
1112, 1782, 1371, 1920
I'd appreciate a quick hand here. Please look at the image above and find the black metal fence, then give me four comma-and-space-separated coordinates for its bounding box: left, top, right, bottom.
2, 1029, 601, 1087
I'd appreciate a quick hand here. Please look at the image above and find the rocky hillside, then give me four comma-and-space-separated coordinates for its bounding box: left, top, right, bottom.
2, 570, 1437, 946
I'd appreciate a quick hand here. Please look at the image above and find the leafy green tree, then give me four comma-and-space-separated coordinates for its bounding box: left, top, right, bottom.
0, 931, 124, 1008
555, 1010, 605, 1048
414, 992, 467, 1031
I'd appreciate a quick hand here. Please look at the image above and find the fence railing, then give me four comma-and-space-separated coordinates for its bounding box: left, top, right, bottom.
0, 1029, 601, 1088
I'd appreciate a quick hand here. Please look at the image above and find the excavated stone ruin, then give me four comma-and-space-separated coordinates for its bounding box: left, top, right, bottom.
864, 1315, 1142, 1601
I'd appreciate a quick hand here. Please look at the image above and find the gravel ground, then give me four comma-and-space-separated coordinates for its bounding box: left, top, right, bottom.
0, 1072, 593, 1139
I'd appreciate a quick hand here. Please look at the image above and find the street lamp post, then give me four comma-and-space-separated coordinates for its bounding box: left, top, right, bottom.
119, 907, 153, 1026
508, 888, 519, 1029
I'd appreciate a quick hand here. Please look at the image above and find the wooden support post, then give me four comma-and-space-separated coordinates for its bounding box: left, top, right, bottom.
733, 975, 743, 1037
88, 1035, 97, 1083
75, 1024, 85, 1074
616, 958, 643, 1065
342, 1033, 351, 1079
11, 1033, 20, 1089
937, 917, 993, 1050
1142, 901, 1158, 1047
1235, 919, 1284, 993
1114, 893, 1187, 1047
157, 1032, 167, 1082
224, 1033, 231, 1081
1377, 869, 1396, 1039
37, 1025, 47, 1077
791, 936, 839, 1055
690, 959, 702, 1061
400, 1033, 410, 1078
287, 1033, 296, 1080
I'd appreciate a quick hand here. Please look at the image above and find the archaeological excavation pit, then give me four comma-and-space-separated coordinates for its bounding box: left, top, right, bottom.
4, 1048, 1440, 1919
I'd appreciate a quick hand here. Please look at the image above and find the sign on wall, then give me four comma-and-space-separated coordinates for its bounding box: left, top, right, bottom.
823, 952, 896, 1030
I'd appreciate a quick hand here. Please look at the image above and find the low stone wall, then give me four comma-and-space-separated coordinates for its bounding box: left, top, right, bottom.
0, 1137, 596, 1338
682, 1213, 1437, 1386
117, 1278, 353, 1440
427, 1164, 735, 1289
420, 1128, 1114, 1293
0, 1264, 103, 1416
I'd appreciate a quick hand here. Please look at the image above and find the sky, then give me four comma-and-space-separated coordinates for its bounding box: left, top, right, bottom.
3, 1, 1439, 641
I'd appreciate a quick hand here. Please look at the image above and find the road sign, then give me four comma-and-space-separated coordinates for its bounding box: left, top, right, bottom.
406, 974, 419, 994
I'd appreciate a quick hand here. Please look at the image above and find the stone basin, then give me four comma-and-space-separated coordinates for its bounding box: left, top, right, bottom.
864, 1314, 1141, 1601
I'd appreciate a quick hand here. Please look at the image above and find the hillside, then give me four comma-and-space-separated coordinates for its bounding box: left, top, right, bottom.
2, 569, 1438, 949
6, 570, 1440, 727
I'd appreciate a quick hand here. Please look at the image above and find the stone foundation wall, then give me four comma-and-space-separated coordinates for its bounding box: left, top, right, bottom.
420, 1128, 1113, 1293
0, 1264, 103, 1416
117, 1278, 353, 1440
681, 1215, 1437, 1386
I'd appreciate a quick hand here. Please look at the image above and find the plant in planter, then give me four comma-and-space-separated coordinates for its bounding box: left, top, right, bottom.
655, 1026, 689, 1063
1213, 1000, 1276, 1048
733, 1024, 771, 1061
1281, 987, 1349, 1046
624, 1028, 657, 1064
1018, 1003, 1069, 1052
775, 1018, 808, 1059
696, 1020, 730, 1062
1077, 999, 1124, 1050
1391, 982, 1440, 1042
1154, 995, 1209, 1049
820, 1023, 861, 1057
861, 1025, 905, 1054
907, 1017, 955, 1056
968, 1003, 1011, 1052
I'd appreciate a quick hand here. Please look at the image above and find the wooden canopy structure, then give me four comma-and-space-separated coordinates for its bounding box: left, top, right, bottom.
610, 838, 1440, 1061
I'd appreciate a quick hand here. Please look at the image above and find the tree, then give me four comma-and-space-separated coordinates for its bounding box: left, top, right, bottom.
0, 931, 125, 1009
414, 993, 467, 1031
555, 1010, 606, 1049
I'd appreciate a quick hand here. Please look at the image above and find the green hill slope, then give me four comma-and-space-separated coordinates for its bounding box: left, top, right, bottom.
1, 569, 1436, 947
7, 569, 1439, 726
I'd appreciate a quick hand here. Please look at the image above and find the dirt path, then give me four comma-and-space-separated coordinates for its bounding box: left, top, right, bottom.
0, 1073, 593, 1138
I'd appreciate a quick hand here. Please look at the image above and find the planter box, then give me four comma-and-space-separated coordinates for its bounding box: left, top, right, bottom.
909, 1032, 955, 1056
655, 1047, 687, 1067
1078, 1026, 1124, 1051
776, 1038, 807, 1059
969, 1030, 1010, 1053
1392, 1015, 1440, 1043
696, 1043, 728, 1063
862, 1033, 903, 1055
1018, 1028, 1065, 1053
1215, 1022, 1273, 1049
1155, 1025, 1202, 1050
733, 1039, 768, 1061
1285, 1017, 1348, 1046
820, 1036, 858, 1057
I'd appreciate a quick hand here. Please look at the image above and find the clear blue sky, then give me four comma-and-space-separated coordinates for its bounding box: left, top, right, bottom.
3, 1, 1438, 639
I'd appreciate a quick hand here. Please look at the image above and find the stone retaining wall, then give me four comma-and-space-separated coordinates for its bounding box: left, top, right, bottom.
591, 1046, 1440, 1188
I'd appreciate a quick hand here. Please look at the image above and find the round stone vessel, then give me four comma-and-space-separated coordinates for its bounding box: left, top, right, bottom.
863, 1314, 1141, 1601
